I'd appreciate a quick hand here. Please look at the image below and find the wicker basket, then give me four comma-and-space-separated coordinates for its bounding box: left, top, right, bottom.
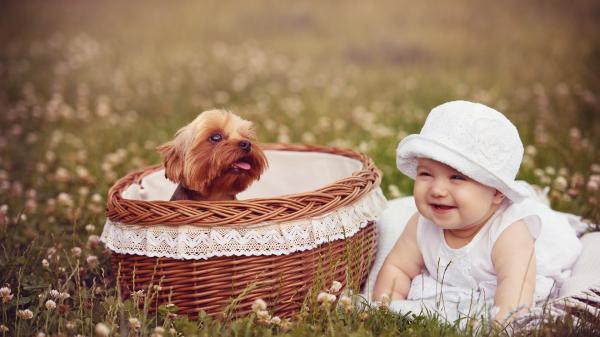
102, 143, 384, 318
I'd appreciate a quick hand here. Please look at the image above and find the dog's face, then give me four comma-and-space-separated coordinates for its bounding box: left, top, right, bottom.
157, 109, 268, 198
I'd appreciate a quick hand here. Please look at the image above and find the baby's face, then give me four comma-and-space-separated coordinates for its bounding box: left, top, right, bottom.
413, 158, 505, 231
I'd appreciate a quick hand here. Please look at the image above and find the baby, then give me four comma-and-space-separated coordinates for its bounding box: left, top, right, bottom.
373, 101, 582, 322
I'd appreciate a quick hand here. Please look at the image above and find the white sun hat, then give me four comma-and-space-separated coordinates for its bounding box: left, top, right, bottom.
396, 100, 529, 202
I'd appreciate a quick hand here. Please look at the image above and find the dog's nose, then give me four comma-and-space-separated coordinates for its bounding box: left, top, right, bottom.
239, 140, 251, 151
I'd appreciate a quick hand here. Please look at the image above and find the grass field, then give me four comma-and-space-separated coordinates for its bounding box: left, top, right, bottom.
1, 0, 599, 336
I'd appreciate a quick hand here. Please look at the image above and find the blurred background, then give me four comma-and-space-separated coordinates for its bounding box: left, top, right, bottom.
0, 2, 599, 334
1, 0, 599, 224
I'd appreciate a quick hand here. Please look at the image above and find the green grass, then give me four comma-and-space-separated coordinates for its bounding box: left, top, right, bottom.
1, 0, 599, 335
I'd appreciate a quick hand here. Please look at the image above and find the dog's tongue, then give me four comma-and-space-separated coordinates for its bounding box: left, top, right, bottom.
233, 161, 251, 170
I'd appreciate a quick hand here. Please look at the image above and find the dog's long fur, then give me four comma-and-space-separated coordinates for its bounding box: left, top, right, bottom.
157, 109, 268, 201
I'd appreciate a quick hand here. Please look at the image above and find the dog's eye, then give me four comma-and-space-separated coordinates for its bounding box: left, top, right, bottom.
209, 133, 223, 143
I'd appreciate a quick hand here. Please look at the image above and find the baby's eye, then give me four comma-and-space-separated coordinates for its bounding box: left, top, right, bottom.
450, 174, 466, 181
417, 171, 431, 177
209, 133, 223, 143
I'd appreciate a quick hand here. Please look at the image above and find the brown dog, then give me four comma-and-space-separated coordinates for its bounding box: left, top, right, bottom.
157, 109, 268, 201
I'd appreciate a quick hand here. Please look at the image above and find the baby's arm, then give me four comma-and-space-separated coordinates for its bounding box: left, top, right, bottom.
372, 212, 424, 301
491, 220, 536, 322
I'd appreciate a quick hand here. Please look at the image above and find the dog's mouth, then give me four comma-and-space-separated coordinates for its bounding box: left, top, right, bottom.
231, 160, 252, 173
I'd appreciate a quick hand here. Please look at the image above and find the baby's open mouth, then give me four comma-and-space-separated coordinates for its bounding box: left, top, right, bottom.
431, 203, 456, 210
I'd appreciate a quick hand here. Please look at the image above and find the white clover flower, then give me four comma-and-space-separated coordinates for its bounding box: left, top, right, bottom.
66, 320, 76, 330
55, 167, 69, 181
277, 131, 290, 143
522, 156, 534, 169
76, 166, 90, 179
317, 291, 336, 307
58, 292, 71, 300
588, 179, 599, 192
252, 298, 267, 312
36, 332, 46, 337
45, 299, 57, 310
0, 287, 11, 297
131, 290, 145, 298
71, 247, 82, 257
569, 128, 581, 139
0, 288, 12, 304
17, 309, 33, 319
94, 322, 110, 337
0, 324, 8, 332
553, 176, 568, 192
88, 234, 100, 245
269, 316, 281, 325
91, 193, 102, 203
330, 281, 342, 293
388, 184, 402, 198
57, 192, 74, 207
525, 145, 537, 156
540, 176, 551, 185
86, 255, 99, 268
339, 295, 352, 307
101, 162, 112, 172
339, 295, 354, 312
42, 259, 50, 268
128, 317, 141, 330
317, 291, 330, 303
49, 289, 60, 298
78, 186, 90, 196
85, 224, 96, 232
256, 309, 270, 322
301, 132, 316, 143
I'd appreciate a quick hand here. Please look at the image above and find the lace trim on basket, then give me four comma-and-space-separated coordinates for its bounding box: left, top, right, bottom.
100, 188, 387, 260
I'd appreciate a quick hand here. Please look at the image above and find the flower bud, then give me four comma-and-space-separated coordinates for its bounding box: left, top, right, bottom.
94, 323, 110, 337
330, 281, 342, 293
45, 299, 57, 310
252, 298, 267, 312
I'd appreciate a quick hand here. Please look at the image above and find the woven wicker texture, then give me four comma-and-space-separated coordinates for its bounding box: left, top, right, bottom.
106, 143, 381, 318
106, 143, 381, 226
112, 222, 377, 318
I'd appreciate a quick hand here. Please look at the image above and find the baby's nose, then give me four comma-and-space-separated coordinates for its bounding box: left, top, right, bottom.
430, 181, 448, 197
239, 140, 251, 152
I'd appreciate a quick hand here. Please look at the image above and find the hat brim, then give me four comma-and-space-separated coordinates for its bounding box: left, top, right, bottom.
396, 134, 529, 202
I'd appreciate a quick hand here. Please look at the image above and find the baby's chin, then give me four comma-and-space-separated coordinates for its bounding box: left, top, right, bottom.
420, 213, 465, 230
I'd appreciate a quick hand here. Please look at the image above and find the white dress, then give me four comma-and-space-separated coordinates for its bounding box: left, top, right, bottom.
389, 194, 582, 322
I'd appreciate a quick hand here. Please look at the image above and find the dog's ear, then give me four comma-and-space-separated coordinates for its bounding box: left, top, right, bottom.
157, 141, 184, 183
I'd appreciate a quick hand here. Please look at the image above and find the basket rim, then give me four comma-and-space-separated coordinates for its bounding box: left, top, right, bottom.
106, 143, 382, 227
